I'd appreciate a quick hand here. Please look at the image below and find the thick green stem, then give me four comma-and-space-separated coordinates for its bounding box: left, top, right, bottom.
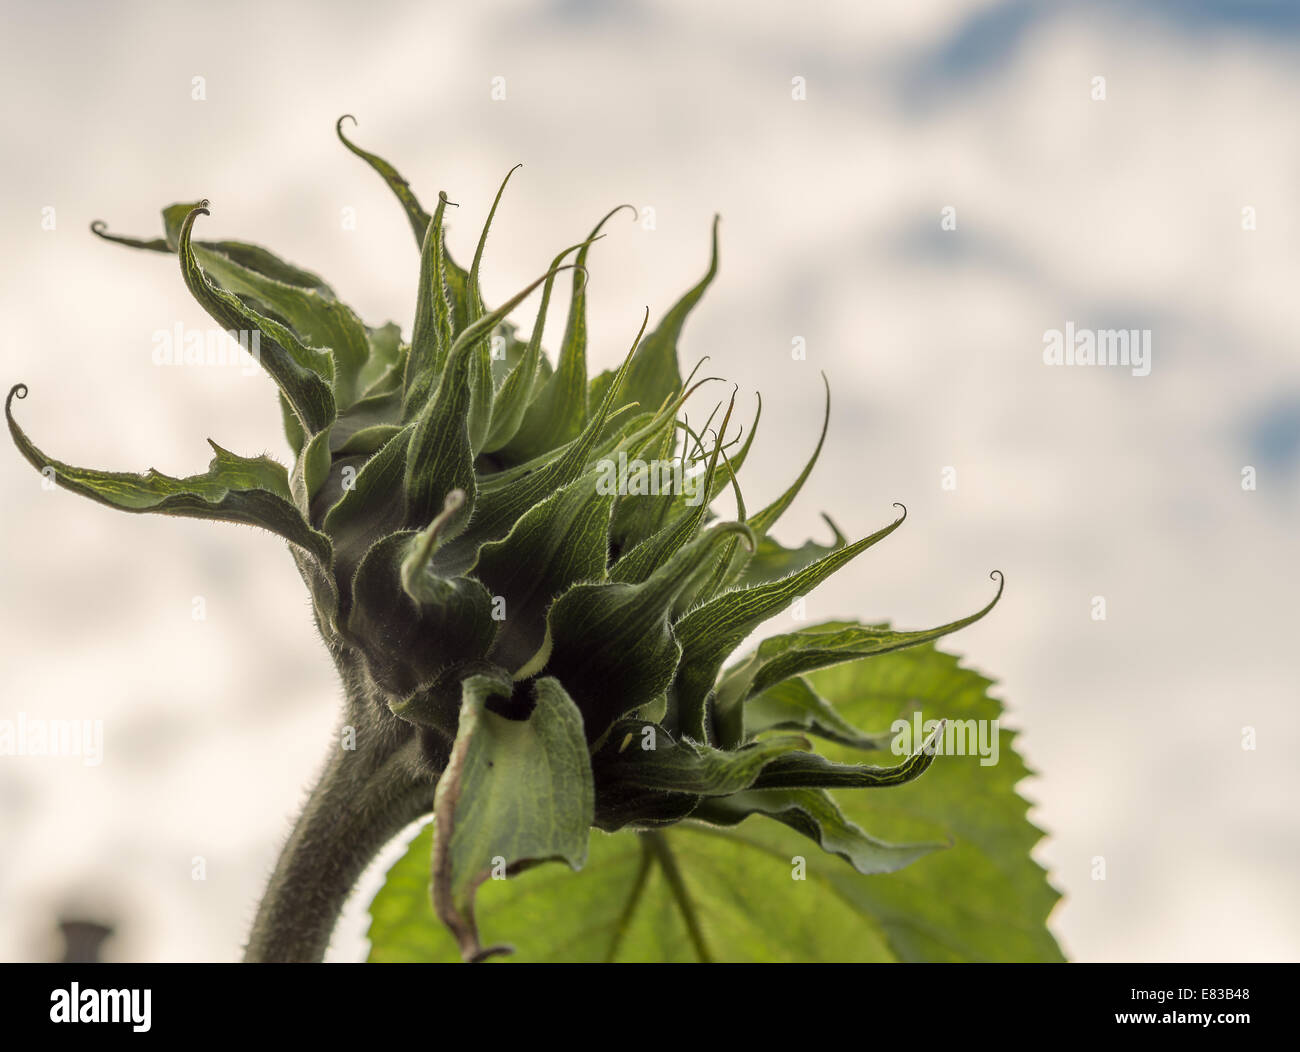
243, 671, 438, 963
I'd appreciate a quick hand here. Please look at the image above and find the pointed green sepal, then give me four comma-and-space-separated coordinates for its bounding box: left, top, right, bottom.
671, 505, 908, 741
177, 204, 337, 435
747, 722, 944, 790
692, 787, 946, 876
472, 471, 615, 673
732, 514, 846, 589
500, 206, 633, 460
7, 385, 331, 564
712, 579, 1004, 746
538, 522, 754, 745
347, 523, 497, 697
431, 674, 594, 961
741, 676, 890, 750
594, 718, 808, 797
481, 234, 600, 455
591, 214, 719, 420
403, 192, 456, 418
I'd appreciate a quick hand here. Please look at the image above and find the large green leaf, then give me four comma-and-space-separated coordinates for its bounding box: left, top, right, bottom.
367, 642, 1062, 962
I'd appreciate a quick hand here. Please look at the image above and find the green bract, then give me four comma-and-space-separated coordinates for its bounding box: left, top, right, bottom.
8, 118, 1013, 962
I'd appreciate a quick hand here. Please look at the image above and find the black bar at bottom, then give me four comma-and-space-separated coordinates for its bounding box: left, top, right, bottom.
0, 962, 1287, 1038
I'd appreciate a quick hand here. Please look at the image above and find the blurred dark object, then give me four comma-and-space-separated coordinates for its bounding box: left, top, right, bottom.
58, 918, 113, 963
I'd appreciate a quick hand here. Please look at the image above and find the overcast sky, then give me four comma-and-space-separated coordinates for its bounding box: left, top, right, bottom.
1, 0, 1297, 962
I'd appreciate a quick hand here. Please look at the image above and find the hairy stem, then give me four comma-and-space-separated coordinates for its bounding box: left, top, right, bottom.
243, 669, 437, 963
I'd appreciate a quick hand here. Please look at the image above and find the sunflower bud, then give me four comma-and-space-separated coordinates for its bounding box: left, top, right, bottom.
8, 117, 1004, 960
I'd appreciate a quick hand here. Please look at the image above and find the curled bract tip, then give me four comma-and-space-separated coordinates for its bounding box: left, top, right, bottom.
335, 115, 363, 152
966, 571, 1007, 619
713, 519, 756, 554
681, 375, 725, 404
89, 220, 107, 235
6, 383, 29, 420
610, 203, 638, 225
679, 355, 712, 394
892, 502, 908, 521
402, 488, 471, 597
586, 204, 636, 240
